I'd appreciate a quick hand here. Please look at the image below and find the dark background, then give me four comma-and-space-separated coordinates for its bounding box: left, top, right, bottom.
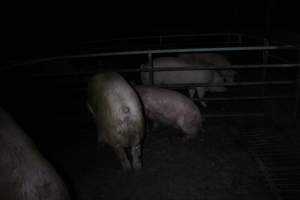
2, 0, 300, 64
1, 1, 299, 199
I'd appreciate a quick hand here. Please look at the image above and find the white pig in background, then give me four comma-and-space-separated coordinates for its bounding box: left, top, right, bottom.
178, 53, 237, 83
141, 57, 227, 107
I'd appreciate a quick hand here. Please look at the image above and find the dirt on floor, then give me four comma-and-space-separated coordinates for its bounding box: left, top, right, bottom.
37, 116, 275, 200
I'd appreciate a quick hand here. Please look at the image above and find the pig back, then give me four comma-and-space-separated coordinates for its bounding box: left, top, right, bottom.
135, 86, 202, 126
87, 72, 144, 146
141, 57, 215, 85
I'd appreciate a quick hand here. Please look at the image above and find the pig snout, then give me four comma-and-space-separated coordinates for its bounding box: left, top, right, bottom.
206, 71, 228, 93
0, 108, 70, 200
221, 70, 238, 83
87, 72, 145, 171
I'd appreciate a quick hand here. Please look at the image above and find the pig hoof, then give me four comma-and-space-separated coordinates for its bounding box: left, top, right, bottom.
132, 162, 142, 170
182, 136, 191, 143
121, 159, 132, 171
122, 164, 132, 172
199, 127, 206, 133
200, 101, 207, 107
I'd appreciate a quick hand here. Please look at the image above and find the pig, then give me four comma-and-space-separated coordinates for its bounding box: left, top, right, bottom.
87, 72, 145, 171
178, 53, 237, 83
141, 56, 227, 107
134, 85, 203, 142
0, 107, 69, 200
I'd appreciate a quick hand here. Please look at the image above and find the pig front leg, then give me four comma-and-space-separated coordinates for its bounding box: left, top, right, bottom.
131, 144, 142, 170
112, 146, 131, 171
196, 87, 207, 107
188, 88, 197, 99
87, 103, 96, 118
189, 88, 207, 107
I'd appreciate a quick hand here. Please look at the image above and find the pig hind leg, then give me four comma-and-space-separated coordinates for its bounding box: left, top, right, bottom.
96, 129, 105, 148
112, 146, 131, 171
131, 144, 142, 170
180, 122, 199, 143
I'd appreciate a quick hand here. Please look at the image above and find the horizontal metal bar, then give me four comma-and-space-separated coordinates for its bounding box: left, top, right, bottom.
241, 33, 293, 46
277, 184, 300, 188
159, 80, 296, 87
269, 167, 300, 172
246, 135, 278, 139
3, 45, 296, 71
254, 151, 295, 156
239, 34, 267, 42
81, 33, 241, 45
28, 63, 300, 78
82, 46, 296, 56
37, 84, 295, 101
29, 75, 297, 88
272, 176, 300, 181
140, 64, 300, 71
204, 113, 265, 118
268, 54, 292, 63
192, 95, 296, 101
256, 150, 300, 156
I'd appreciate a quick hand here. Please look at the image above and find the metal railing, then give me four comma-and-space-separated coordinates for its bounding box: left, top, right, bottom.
1, 33, 299, 119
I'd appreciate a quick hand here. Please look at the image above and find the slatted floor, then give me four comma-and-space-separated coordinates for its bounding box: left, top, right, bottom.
240, 126, 300, 200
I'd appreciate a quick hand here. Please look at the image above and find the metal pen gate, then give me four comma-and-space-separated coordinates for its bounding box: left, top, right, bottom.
1, 33, 300, 200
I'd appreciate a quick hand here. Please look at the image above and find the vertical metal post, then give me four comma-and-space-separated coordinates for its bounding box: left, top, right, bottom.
148, 53, 154, 85
237, 34, 242, 46
294, 49, 300, 119
264, 0, 274, 37
262, 38, 270, 121
263, 38, 270, 64
262, 38, 269, 94
226, 33, 231, 45
147, 53, 154, 135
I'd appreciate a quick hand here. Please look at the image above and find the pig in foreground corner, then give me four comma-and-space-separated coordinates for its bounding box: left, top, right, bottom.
134, 86, 203, 143
87, 72, 145, 171
0, 108, 70, 200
